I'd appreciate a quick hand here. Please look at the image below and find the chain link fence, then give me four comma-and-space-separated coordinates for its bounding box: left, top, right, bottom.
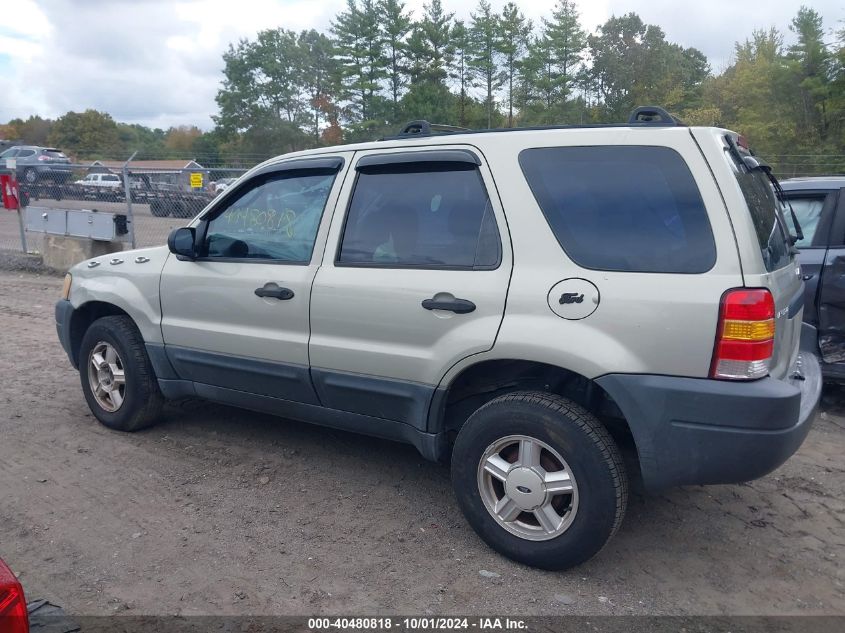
0, 161, 250, 254
1, 152, 844, 256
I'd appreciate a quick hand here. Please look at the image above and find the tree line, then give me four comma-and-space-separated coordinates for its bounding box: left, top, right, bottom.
1, 1, 841, 177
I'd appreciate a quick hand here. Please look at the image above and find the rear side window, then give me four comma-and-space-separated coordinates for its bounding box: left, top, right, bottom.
724, 145, 791, 272
519, 146, 716, 273
338, 163, 500, 269
46, 150, 66, 158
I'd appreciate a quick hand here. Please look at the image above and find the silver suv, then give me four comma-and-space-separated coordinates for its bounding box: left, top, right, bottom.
55, 107, 821, 570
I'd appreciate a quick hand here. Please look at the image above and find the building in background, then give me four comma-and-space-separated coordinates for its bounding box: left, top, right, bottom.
88, 159, 209, 191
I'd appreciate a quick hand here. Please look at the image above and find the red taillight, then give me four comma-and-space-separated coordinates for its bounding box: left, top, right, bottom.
0, 558, 28, 633
37, 155, 50, 161
710, 288, 775, 380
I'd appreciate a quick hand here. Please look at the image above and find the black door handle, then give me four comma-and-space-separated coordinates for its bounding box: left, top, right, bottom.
255, 283, 294, 300
421, 297, 476, 314
802, 274, 814, 281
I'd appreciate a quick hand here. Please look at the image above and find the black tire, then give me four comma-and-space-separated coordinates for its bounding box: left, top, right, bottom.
451, 391, 628, 570
150, 200, 169, 217
78, 315, 164, 432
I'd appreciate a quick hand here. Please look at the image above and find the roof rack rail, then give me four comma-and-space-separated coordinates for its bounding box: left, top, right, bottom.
628, 106, 685, 126
384, 120, 470, 139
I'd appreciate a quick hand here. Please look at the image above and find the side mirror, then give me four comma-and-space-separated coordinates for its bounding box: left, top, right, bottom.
167, 226, 197, 260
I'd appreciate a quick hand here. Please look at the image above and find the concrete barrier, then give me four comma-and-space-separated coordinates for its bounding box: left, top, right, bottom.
42, 235, 125, 273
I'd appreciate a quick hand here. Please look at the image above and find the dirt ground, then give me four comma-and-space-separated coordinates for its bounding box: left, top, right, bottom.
0, 270, 843, 616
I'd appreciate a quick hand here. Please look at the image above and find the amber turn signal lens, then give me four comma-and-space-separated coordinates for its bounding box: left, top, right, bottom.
61, 273, 72, 300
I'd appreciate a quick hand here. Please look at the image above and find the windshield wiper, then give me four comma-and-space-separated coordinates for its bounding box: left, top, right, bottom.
741, 154, 804, 247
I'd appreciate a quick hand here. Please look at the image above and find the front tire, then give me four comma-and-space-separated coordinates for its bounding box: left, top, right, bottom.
78, 316, 164, 431
451, 391, 628, 570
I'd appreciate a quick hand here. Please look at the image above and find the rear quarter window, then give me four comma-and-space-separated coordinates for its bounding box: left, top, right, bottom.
518, 146, 716, 273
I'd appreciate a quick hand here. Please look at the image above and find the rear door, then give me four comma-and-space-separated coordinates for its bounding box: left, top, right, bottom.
783, 188, 839, 325
814, 189, 845, 362
159, 154, 351, 403
308, 147, 511, 429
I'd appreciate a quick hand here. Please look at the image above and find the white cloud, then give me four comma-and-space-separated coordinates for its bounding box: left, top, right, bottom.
0, 0, 842, 129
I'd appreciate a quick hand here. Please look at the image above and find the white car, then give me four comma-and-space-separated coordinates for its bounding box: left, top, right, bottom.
74, 173, 123, 188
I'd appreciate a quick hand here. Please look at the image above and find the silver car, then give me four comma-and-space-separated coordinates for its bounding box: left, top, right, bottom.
55, 107, 821, 570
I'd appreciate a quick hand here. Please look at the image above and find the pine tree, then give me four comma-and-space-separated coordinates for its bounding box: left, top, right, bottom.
469, 0, 502, 128
380, 0, 413, 121
497, 2, 532, 127
451, 20, 477, 127
788, 6, 832, 142
331, 0, 387, 122
406, 0, 455, 85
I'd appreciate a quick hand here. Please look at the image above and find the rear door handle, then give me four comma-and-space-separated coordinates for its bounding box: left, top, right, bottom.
255, 282, 294, 300
802, 274, 814, 281
421, 296, 476, 314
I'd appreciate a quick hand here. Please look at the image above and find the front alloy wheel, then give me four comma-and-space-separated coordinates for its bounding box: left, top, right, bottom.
87, 341, 126, 412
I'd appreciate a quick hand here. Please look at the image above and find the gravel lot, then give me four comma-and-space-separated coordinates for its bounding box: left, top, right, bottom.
0, 270, 843, 616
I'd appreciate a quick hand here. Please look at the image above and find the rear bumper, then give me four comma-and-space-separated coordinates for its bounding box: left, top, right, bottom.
596, 349, 821, 491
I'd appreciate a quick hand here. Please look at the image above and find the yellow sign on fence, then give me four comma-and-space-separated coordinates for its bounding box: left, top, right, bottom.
189, 172, 203, 188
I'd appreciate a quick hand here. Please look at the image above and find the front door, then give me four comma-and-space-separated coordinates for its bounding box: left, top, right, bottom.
159, 154, 351, 403
308, 147, 512, 429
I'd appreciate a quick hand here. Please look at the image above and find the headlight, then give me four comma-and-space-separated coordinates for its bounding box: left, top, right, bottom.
61, 273, 72, 300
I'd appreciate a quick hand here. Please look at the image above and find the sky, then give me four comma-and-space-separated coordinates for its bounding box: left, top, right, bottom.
0, 0, 841, 130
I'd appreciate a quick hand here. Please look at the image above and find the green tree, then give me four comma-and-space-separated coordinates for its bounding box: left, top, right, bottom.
4, 116, 53, 146
299, 29, 341, 141
588, 13, 708, 121
520, 0, 585, 120
215, 28, 308, 136
380, 0, 413, 120
496, 2, 532, 127
469, 0, 502, 127
406, 0, 455, 85
332, 0, 387, 122
47, 110, 122, 158
787, 6, 833, 143
451, 20, 477, 127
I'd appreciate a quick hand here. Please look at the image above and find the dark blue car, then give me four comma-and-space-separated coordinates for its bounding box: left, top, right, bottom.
782, 177, 845, 380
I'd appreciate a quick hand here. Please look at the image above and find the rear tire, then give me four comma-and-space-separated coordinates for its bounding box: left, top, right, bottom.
78, 316, 164, 431
451, 391, 628, 570
23, 168, 37, 184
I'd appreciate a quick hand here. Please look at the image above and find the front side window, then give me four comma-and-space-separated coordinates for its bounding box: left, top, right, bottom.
519, 146, 716, 273
338, 163, 500, 269
203, 170, 337, 263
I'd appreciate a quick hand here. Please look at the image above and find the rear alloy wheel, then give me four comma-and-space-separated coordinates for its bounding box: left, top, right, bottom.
23, 168, 37, 184
478, 434, 579, 541
452, 391, 628, 570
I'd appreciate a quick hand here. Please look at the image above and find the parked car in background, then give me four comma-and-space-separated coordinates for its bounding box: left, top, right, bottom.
0, 146, 72, 184
213, 177, 236, 193
782, 177, 845, 380
74, 173, 123, 188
